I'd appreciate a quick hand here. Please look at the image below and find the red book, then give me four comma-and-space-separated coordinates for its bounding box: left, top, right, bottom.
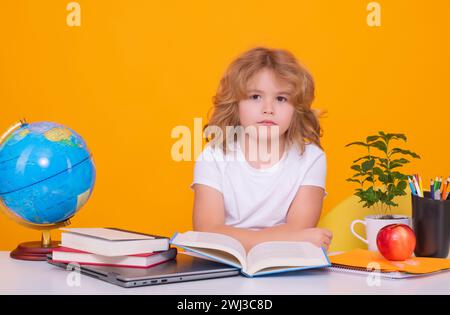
51, 247, 177, 269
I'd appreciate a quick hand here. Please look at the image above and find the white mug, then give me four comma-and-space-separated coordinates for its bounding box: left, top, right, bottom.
350, 215, 411, 252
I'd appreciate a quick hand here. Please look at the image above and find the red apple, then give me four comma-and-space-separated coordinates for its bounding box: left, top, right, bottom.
376, 224, 416, 261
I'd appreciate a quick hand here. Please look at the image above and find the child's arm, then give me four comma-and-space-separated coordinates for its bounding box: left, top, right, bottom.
192, 184, 332, 253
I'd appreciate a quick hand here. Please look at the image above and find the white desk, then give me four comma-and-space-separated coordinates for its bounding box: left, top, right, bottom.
1, 252, 449, 295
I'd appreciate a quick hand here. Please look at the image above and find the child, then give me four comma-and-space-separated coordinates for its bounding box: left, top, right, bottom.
190, 47, 332, 252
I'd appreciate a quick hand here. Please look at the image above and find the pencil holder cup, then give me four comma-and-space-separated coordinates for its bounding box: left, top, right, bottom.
411, 191, 450, 258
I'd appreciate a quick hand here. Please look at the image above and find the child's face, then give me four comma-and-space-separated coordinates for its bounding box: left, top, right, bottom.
238, 68, 295, 142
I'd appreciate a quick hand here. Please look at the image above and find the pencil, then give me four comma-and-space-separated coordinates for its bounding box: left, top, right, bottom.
431, 179, 434, 199
442, 177, 449, 200
435, 188, 441, 200
434, 176, 439, 192
413, 175, 422, 197
446, 178, 450, 200
442, 177, 450, 200
408, 176, 417, 195
418, 174, 424, 197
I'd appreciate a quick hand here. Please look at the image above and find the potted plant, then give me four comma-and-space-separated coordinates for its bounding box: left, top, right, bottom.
345, 131, 421, 251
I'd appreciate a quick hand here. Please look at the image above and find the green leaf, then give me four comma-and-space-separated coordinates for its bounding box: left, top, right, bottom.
362, 176, 374, 183
393, 134, 407, 141
372, 167, 384, 176
390, 158, 410, 165
361, 159, 375, 172
354, 186, 381, 208
391, 148, 421, 159
355, 190, 364, 197
387, 173, 395, 183
366, 135, 380, 142
370, 140, 388, 153
389, 162, 403, 169
346, 178, 361, 184
377, 131, 390, 143
352, 155, 380, 163
365, 187, 378, 202
351, 165, 361, 172
391, 171, 409, 180
378, 174, 388, 183
345, 141, 368, 148
388, 133, 407, 142
397, 180, 407, 191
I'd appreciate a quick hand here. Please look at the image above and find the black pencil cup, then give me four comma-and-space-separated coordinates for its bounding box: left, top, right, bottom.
411, 191, 450, 258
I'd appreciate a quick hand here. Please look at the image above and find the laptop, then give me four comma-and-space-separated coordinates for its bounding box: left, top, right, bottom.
47, 251, 240, 288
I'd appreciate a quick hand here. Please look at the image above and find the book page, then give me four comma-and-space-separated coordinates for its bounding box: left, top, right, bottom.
181, 247, 242, 268
246, 241, 328, 276
171, 231, 247, 269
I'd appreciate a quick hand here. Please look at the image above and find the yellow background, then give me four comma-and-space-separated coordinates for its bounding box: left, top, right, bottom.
0, 0, 449, 251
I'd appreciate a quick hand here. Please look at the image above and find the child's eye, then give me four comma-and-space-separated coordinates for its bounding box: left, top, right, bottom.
276, 96, 288, 102
250, 94, 261, 100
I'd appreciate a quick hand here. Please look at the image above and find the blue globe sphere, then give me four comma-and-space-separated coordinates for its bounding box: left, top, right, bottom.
0, 121, 96, 225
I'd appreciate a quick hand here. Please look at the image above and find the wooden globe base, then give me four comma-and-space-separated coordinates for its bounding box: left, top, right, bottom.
10, 241, 60, 261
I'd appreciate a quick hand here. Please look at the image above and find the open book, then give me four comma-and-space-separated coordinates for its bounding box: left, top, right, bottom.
170, 231, 331, 277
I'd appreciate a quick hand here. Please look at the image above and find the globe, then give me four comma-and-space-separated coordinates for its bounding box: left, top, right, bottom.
0, 120, 96, 260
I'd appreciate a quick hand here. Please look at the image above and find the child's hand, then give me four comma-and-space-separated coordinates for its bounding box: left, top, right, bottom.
296, 228, 333, 251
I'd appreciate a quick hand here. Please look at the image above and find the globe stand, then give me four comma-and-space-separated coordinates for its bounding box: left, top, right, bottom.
10, 230, 60, 261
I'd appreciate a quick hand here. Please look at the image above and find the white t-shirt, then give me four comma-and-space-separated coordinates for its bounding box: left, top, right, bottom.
190, 140, 327, 230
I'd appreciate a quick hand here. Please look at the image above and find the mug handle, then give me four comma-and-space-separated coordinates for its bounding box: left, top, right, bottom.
350, 220, 368, 244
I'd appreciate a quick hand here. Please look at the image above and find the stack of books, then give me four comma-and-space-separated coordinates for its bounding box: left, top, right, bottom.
50, 227, 177, 268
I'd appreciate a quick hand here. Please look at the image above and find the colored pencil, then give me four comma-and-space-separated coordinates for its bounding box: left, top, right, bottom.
413, 175, 422, 197
418, 174, 424, 197
435, 188, 441, 200
434, 176, 439, 192
431, 179, 435, 199
446, 177, 450, 200
442, 177, 449, 200
408, 176, 417, 195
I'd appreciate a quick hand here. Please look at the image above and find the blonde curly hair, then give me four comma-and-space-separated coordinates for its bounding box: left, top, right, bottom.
204, 46, 325, 155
